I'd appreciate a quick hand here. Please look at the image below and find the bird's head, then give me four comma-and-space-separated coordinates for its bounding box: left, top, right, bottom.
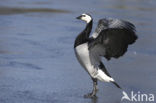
76, 13, 92, 23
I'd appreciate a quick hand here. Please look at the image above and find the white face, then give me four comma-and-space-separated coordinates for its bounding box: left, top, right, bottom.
80, 13, 92, 23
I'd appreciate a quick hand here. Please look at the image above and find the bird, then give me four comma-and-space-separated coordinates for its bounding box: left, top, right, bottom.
74, 13, 137, 98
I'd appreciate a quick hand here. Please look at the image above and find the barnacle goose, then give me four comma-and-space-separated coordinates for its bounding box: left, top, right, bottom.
74, 13, 137, 98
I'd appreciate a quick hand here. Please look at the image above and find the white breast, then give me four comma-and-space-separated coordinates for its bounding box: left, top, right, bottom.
74, 43, 113, 82
74, 43, 95, 75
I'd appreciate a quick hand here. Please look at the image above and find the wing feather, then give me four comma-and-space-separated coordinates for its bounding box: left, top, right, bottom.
89, 18, 137, 60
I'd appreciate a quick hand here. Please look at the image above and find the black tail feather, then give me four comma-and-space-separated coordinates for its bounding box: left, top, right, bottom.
112, 81, 121, 89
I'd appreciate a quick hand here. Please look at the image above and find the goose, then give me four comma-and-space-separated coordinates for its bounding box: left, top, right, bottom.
74, 13, 137, 98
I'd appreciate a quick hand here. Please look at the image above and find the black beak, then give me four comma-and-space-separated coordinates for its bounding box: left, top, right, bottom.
76, 15, 82, 19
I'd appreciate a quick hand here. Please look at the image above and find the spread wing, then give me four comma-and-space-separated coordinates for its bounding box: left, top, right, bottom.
89, 18, 137, 60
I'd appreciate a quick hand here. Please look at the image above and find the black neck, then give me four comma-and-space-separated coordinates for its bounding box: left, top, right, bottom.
74, 20, 93, 48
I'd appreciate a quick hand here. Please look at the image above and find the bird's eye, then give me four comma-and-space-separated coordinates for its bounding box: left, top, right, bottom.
82, 15, 86, 17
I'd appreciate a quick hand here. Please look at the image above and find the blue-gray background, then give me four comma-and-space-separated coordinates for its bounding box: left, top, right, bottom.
0, 0, 155, 103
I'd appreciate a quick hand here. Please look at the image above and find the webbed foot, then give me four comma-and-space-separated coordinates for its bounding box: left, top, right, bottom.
84, 93, 97, 98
